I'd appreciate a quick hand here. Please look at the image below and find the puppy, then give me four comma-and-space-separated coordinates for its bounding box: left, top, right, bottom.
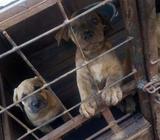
13, 76, 63, 133
55, 11, 126, 118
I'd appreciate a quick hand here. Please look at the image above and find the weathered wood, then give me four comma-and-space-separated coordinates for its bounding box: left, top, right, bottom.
102, 108, 121, 133
0, 0, 57, 30
39, 80, 136, 140
136, 0, 159, 139
119, 0, 152, 121
94, 114, 153, 140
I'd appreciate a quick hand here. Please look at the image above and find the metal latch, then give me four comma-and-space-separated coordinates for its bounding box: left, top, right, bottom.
138, 75, 160, 94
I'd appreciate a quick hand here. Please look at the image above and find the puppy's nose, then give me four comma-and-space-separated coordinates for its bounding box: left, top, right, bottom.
83, 30, 94, 40
31, 100, 40, 108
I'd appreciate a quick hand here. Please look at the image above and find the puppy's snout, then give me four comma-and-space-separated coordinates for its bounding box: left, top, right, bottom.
83, 30, 94, 40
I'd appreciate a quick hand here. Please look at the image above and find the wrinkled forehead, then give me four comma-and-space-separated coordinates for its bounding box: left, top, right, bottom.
17, 81, 34, 96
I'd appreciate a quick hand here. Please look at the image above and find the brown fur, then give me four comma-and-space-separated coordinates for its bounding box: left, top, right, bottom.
13, 77, 63, 133
55, 12, 127, 118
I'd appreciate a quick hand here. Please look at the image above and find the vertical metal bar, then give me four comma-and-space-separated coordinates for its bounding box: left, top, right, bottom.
0, 73, 12, 140
2, 31, 72, 120
119, 0, 152, 121
102, 108, 121, 133
136, 0, 160, 139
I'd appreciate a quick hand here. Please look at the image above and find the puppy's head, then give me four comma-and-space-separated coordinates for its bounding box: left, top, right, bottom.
13, 77, 48, 114
55, 12, 105, 49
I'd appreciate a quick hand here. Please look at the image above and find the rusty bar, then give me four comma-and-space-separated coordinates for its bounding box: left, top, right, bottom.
101, 105, 122, 134
17, 75, 136, 140
39, 80, 135, 140
86, 113, 131, 140
136, 0, 160, 139
2, 31, 72, 119
119, 0, 152, 121
102, 108, 121, 134
0, 0, 112, 60
0, 37, 133, 114
40, 115, 87, 140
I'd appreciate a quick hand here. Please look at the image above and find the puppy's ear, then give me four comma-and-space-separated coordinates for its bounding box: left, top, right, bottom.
13, 88, 23, 110
13, 88, 18, 103
55, 27, 69, 46
33, 76, 43, 87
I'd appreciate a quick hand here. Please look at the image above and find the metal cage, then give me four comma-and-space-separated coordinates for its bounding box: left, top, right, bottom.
0, 0, 159, 140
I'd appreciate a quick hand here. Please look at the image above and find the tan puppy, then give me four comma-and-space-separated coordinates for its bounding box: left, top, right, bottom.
56, 12, 125, 118
13, 77, 63, 133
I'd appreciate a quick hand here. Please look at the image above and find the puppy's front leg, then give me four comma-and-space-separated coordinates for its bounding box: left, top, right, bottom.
102, 75, 123, 106
77, 67, 99, 118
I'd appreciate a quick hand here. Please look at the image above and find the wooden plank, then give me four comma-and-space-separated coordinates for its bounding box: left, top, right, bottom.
0, 0, 57, 30
119, 0, 152, 121
94, 114, 153, 140
136, 0, 159, 139
102, 108, 121, 134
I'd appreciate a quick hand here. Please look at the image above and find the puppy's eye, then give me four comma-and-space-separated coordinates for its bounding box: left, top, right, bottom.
91, 18, 98, 25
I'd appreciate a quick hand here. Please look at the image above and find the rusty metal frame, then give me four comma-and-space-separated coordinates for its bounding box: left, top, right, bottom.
136, 0, 160, 139
0, 0, 155, 140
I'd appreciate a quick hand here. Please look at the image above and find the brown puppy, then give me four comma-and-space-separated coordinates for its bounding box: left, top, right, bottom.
13, 77, 63, 133
56, 12, 125, 118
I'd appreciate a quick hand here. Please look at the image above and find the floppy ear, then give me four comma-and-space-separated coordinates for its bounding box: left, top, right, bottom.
55, 26, 69, 46
13, 88, 18, 103
13, 88, 23, 109
33, 76, 43, 87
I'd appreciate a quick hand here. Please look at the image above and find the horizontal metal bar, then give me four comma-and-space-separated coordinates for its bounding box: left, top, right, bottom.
102, 108, 121, 134
0, 0, 112, 60
17, 70, 137, 140
0, 36, 133, 114
86, 113, 132, 140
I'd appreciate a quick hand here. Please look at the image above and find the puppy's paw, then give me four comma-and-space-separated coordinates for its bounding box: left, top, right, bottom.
79, 98, 97, 118
101, 86, 123, 106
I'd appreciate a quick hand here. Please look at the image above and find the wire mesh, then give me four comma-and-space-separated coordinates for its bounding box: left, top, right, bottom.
0, 0, 140, 139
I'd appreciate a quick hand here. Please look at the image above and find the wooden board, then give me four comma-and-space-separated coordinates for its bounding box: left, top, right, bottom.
94, 114, 153, 140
